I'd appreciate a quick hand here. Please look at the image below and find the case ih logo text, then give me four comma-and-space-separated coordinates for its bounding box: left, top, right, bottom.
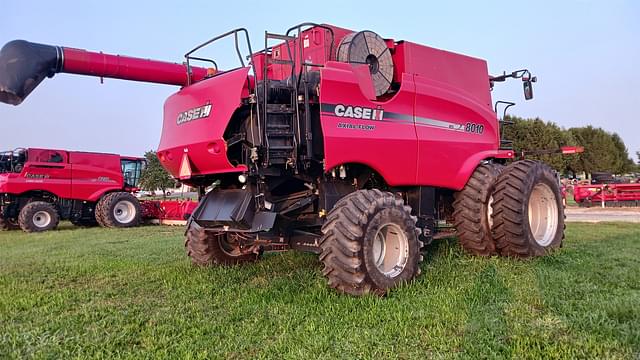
24, 173, 50, 179
334, 104, 384, 121
177, 102, 212, 125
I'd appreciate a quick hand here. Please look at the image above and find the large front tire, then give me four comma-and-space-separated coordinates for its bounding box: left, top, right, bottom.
96, 192, 141, 228
319, 189, 423, 296
453, 163, 503, 256
184, 222, 260, 266
18, 201, 59, 232
491, 160, 564, 257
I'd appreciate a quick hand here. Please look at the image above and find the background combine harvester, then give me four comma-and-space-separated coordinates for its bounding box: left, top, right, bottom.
0, 147, 198, 231
0, 23, 564, 296
0, 147, 144, 231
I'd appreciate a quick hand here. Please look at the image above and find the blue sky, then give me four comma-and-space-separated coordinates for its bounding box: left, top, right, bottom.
1, 1, 638, 160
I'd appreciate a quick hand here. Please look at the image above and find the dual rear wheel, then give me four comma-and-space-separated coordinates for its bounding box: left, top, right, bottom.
95, 192, 141, 228
454, 160, 564, 258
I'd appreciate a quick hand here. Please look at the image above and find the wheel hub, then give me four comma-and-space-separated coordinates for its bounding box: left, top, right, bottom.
113, 200, 136, 223
528, 183, 559, 246
32, 210, 51, 228
372, 223, 409, 278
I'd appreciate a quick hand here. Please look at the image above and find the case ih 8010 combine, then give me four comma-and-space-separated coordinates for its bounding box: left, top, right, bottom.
0, 23, 563, 295
0, 148, 144, 231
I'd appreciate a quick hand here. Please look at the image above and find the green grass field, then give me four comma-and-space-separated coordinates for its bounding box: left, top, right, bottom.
1, 223, 639, 359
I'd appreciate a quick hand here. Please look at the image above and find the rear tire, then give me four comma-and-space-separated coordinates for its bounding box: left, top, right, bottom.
319, 189, 423, 296
491, 160, 564, 257
96, 192, 141, 228
18, 201, 59, 232
453, 163, 503, 256
0, 216, 19, 231
184, 222, 260, 266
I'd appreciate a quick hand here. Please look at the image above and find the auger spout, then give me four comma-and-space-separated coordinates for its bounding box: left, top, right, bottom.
0, 40, 209, 105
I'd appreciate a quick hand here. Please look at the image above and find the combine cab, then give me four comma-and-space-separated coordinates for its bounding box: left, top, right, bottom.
0, 148, 144, 232
0, 23, 564, 295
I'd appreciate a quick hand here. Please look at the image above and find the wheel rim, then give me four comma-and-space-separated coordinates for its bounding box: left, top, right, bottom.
32, 211, 51, 228
372, 223, 409, 278
528, 183, 559, 246
487, 195, 495, 228
113, 200, 136, 224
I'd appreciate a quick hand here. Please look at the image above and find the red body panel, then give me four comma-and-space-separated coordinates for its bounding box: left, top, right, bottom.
0, 148, 136, 202
320, 62, 418, 186
158, 67, 250, 178
68, 152, 125, 201
393, 42, 492, 107
413, 74, 502, 189
318, 56, 509, 189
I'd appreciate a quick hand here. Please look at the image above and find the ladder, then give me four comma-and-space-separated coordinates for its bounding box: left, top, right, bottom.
262, 32, 300, 167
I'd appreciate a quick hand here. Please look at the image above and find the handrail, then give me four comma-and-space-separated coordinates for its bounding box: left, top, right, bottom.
183, 28, 260, 150
184, 28, 255, 85
186, 56, 218, 71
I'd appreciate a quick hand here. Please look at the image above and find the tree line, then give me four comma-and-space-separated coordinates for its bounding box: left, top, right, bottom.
502, 115, 638, 175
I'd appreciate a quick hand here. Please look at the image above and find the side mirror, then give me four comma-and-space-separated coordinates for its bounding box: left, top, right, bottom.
523, 76, 537, 100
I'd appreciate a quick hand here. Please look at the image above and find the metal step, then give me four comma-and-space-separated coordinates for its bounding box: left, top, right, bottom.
266, 104, 294, 114
266, 124, 292, 129
268, 59, 295, 66
266, 131, 294, 137
269, 145, 294, 150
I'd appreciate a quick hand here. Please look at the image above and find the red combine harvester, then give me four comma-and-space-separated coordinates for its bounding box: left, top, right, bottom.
0, 23, 563, 295
0, 148, 144, 231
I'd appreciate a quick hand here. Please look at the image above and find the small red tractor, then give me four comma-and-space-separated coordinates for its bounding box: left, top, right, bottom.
0, 23, 564, 295
0, 147, 144, 231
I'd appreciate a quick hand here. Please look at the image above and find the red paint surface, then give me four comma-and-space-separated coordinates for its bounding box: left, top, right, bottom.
158, 67, 250, 177
62, 47, 208, 86
141, 199, 198, 221
320, 62, 418, 186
